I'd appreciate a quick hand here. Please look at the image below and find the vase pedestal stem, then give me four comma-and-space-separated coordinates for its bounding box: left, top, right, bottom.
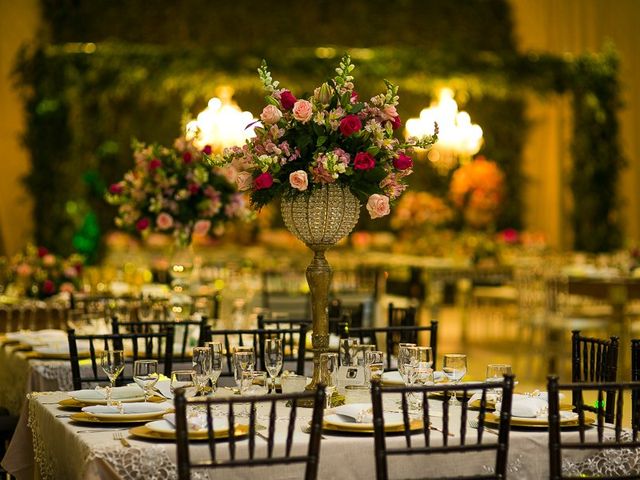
305, 248, 332, 391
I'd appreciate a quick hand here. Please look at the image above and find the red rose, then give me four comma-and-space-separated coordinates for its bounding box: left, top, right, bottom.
202, 145, 212, 155
254, 172, 273, 190
108, 183, 123, 194
393, 153, 413, 170
136, 218, 150, 231
339, 115, 362, 137
280, 90, 297, 110
42, 279, 55, 295
188, 183, 200, 194
390, 115, 402, 130
148, 158, 162, 170
350, 91, 359, 103
182, 152, 193, 163
37, 247, 49, 258
353, 152, 376, 171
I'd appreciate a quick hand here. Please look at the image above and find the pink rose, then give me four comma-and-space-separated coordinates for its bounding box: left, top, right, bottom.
260, 105, 282, 125
182, 152, 193, 163
339, 115, 362, 137
193, 220, 211, 236
148, 158, 162, 170
109, 183, 123, 194
393, 153, 413, 170
60, 282, 75, 293
353, 152, 376, 171
64, 266, 78, 278
382, 105, 398, 120
280, 90, 297, 110
136, 218, 150, 231
188, 183, 200, 195
236, 171, 253, 191
16, 263, 32, 277
350, 91, 359, 103
254, 172, 273, 190
289, 170, 309, 191
156, 212, 174, 230
292, 100, 313, 123
366, 194, 391, 219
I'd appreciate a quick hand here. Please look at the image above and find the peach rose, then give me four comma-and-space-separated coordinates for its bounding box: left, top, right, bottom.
42, 254, 56, 267
292, 100, 313, 123
382, 105, 398, 120
366, 194, 390, 219
289, 170, 309, 191
156, 212, 174, 230
193, 220, 211, 236
260, 105, 282, 125
236, 171, 253, 191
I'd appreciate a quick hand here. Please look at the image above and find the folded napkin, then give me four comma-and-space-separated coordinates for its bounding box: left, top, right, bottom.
70, 385, 144, 401
495, 392, 566, 418
82, 403, 168, 415
163, 413, 229, 432
333, 403, 373, 423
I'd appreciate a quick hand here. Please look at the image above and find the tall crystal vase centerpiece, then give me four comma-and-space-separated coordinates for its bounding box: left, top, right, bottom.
281, 184, 360, 389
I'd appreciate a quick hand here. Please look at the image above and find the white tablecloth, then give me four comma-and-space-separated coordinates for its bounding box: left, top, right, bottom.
2, 391, 607, 479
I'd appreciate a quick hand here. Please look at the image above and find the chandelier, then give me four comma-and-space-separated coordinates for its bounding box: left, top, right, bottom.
405, 88, 483, 172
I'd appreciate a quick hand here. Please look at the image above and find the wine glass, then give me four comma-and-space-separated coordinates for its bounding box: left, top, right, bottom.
442, 354, 467, 406
170, 370, 197, 398
100, 350, 125, 406
234, 350, 255, 394
320, 353, 339, 408
133, 359, 159, 402
486, 363, 512, 403
192, 347, 212, 395
264, 338, 283, 393
397, 343, 417, 382
206, 341, 223, 394
416, 346, 433, 370
364, 350, 385, 383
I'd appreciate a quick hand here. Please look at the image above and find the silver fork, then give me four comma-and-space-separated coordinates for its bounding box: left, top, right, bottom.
113, 431, 131, 447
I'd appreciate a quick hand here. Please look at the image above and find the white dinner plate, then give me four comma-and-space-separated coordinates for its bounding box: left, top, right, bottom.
146, 416, 230, 434
82, 403, 169, 420
70, 386, 145, 404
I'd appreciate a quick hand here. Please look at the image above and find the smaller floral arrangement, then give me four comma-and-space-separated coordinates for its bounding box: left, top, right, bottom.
215, 54, 437, 219
5, 245, 83, 299
391, 191, 453, 231
449, 156, 505, 228
106, 136, 252, 246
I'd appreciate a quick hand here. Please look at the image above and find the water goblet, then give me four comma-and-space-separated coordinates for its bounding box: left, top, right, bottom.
234, 350, 255, 394
133, 359, 158, 402
486, 363, 512, 402
206, 341, 223, 394
354, 344, 375, 367
364, 350, 385, 383
397, 343, 417, 382
264, 338, 283, 393
339, 338, 359, 367
192, 347, 212, 395
442, 354, 467, 406
320, 353, 339, 408
170, 370, 197, 398
100, 350, 125, 406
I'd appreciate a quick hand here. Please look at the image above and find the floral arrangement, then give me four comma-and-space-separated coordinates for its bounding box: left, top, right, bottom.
5, 245, 83, 299
391, 191, 453, 231
214, 54, 437, 219
106, 136, 252, 245
449, 156, 505, 228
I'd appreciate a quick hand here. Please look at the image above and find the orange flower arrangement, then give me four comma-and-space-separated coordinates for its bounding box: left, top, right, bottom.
391, 191, 453, 230
449, 156, 504, 228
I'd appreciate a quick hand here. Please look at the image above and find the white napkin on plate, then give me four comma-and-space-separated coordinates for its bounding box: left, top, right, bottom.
333, 403, 373, 423
495, 392, 566, 418
70, 385, 144, 401
82, 403, 168, 415
162, 413, 229, 432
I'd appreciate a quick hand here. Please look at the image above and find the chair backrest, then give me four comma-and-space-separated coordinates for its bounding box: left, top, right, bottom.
66, 327, 174, 390
571, 330, 619, 422
547, 375, 640, 480
174, 385, 325, 480
632, 339, 640, 381
204, 325, 308, 376
371, 375, 515, 480
111, 316, 207, 362
388, 302, 417, 327
349, 323, 438, 370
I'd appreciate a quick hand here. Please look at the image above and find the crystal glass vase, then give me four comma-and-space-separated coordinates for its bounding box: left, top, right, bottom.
281, 183, 360, 389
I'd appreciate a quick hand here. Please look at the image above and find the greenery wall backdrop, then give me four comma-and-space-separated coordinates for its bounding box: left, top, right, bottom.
13, 0, 624, 259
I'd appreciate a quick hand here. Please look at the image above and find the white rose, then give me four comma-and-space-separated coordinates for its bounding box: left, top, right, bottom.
292, 100, 313, 123
289, 170, 309, 191
366, 194, 390, 219
260, 105, 282, 125
236, 171, 253, 191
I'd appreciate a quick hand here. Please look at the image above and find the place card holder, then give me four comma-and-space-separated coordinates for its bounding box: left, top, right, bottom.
337, 365, 366, 392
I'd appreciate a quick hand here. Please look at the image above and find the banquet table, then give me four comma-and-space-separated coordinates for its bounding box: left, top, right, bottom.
2, 391, 602, 480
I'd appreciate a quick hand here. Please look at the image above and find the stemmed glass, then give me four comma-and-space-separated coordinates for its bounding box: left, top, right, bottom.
320, 353, 339, 408
100, 350, 125, 406
192, 347, 212, 395
170, 370, 197, 398
486, 363, 512, 403
206, 341, 223, 394
264, 338, 283, 393
234, 349, 255, 395
133, 359, 159, 402
364, 350, 385, 383
442, 354, 467, 406
339, 338, 359, 367
397, 343, 417, 383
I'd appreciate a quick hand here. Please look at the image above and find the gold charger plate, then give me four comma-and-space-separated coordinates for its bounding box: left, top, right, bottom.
129, 424, 249, 441
321, 418, 423, 435
24, 351, 91, 360
485, 411, 596, 429
468, 399, 574, 411
58, 395, 165, 409
69, 411, 168, 424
